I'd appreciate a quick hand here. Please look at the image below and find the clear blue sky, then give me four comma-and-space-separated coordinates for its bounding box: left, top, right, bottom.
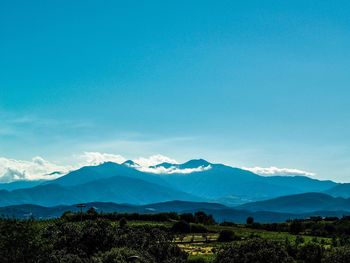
1, 0, 350, 181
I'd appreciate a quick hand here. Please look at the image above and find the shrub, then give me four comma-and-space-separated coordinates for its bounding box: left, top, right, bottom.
119, 217, 128, 228
296, 242, 324, 263
246, 217, 254, 225
323, 246, 350, 263
190, 224, 208, 233
215, 238, 294, 263
217, 230, 239, 242
172, 221, 191, 233
93, 247, 151, 263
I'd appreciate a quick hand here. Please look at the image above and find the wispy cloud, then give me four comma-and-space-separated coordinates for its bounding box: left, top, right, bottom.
243, 166, 315, 177
133, 154, 178, 167
77, 152, 127, 166
138, 165, 212, 175
0, 151, 316, 183
0, 156, 70, 183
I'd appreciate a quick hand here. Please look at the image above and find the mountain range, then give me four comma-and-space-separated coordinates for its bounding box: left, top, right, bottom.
237, 192, 350, 213
0, 159, 348, 221
0, 160, 337, 205
1, 200, 350, 223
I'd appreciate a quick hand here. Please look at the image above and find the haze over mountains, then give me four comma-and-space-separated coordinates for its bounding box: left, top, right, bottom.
0, 158, 348, 221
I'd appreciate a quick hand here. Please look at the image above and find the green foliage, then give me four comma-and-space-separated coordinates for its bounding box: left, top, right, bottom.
0, 219, 48, 263
190, 224, 208, 233
4, 212, 350, 263
217, 230, 239, 243
296, 242, 324, 263
0, 218, 187, 263
119, 217, 128, 228
323, 246, 350, 263
290, 220, 304, 235
172, 221, 191, 233
93, 247, 151, 263
215, 238, 295, 263
194, 212, 216, 225
187, 256, 208, 263
246, 216, 254, 225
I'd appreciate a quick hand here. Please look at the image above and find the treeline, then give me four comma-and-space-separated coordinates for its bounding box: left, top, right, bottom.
248, 216, 350, 238
214, 237, 350, 263
62, 208, 216, 225
2, 214, 350, 262
0, 218, 186, 263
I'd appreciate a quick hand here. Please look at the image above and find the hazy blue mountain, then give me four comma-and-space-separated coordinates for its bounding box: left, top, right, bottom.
237, 193, 350, 213
156, 160, 336, 205
122, 160, 139, 167
265, 176, 336, 193
325, 183, 350, 198
1, 200, 349, 223
0, 202, 144, 219
52, 161, 169, 187
0, 159, 339, 208
0, 176, 199, 207
141, 200, 227, 212
150, 162, 174, 169
0, 180, 46, 191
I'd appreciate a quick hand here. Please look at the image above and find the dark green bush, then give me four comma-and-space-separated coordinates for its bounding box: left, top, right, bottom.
217, 229, 239, 242
215, 238, 294, 263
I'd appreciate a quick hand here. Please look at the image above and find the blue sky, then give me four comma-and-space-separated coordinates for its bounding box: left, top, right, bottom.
1, 0, 350, 181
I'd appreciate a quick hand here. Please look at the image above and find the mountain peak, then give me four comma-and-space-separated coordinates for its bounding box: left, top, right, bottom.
180, 159, 211, 169
150, 162, 175, 169
122, 160, 139, 167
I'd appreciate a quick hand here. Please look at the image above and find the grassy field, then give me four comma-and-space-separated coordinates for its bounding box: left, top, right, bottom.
172, 224, 332, 262
113, 219, 332, 261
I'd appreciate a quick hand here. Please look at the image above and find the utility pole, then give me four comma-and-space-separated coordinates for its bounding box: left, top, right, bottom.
76, 203, 86, 223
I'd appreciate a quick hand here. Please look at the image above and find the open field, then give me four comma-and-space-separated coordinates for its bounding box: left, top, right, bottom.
173, 224, 332, 262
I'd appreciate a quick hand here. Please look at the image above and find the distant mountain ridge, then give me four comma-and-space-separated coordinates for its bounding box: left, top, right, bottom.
1, 200, 350, 223
237, 193, 350, 213
0, 159, 339, 208
325, 183, 350, 198
0, 180, 45, 191
153, 161, 336, 205
0, 174, 198, 207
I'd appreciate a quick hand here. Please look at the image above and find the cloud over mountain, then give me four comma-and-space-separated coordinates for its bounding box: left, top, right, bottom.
243, 166, 315, 177
0, 153, 180, 182
0, 156, 69, 182
78, 152, 126, 166
0, 152, 317, 183
133, 154, 178, 167
138, 165, 212, 174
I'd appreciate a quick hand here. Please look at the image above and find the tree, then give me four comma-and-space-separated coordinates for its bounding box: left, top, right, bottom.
290, 220, 304, 235
296, 242, 324, 263
87, 207, 98, 218
323, 246, 350, 263
215, 238, 294, 263
246, 216, 254, 225
217, 230, 239, 242
194, 212, 216, 225
171, 221, 191, 233
180, 213, 195, 223
93, 247, 151, 263
0, 219, 46, 263
119, 217, 128, 228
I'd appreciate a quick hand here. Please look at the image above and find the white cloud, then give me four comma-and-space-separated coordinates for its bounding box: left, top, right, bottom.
243, 166, 315, 177
0, 152, 315, 183
0, 156, 70, 183
77, 152, 127, 166
138, 165, 212, 175
0, 153, 181, 183
133, 154, 178, 167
